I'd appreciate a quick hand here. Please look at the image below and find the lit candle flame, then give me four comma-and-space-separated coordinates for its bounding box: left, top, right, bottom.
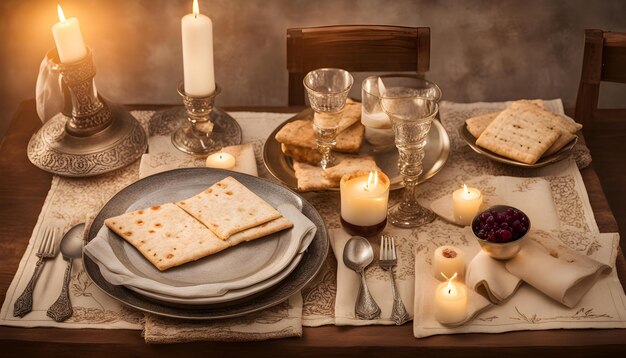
364, 171, 379, 192
192, 0, 199, 18
57, 4, 66, 23
463, 183, 469, 195
440, 272, 458, 295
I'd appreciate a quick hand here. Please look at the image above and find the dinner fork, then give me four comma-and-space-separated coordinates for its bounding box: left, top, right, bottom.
379, 235, 411, 325
13, 226, 58, 317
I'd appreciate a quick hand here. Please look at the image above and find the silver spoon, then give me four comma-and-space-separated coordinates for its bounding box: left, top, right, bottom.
47, 223, 84, 322
343, 236, 381, 320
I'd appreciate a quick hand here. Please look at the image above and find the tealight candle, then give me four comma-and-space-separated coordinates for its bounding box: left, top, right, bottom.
340, 171, 390, 236
181, 0, 216, 96
51, 5, 87, 63
432, 245, 465, 281
452, 184, 483, 226
205, 152, 236, 169
434, 273, 468, 325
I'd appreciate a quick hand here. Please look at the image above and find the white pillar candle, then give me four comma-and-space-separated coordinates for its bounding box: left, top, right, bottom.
433, 245, 465, 281
51, 5, 87, 64
340, 171, 390, 227
205, 152, 235, 169
434, 273, 468, 325
361, 111, 391, 129
452, 184, 483, 226
181, 0, 216, 96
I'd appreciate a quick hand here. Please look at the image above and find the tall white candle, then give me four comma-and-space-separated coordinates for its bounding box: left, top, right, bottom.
340, 171, 390, 227
434, 273, 468, 324
51, 5, 87, 64
452, 184, 483, 226
181, 0, 216, 96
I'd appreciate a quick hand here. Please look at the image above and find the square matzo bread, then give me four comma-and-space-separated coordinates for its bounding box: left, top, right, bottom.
476, 106, 560, 164
104, 203, 293, 271
104, 203, 226, 271
177, 177, 282, 240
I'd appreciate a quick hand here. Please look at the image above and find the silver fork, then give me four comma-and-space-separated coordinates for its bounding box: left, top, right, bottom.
379, 235, 410, 325
13, 226, 58, 317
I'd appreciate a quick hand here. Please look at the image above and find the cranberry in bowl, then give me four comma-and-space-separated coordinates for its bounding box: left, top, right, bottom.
471, 205, 531, 260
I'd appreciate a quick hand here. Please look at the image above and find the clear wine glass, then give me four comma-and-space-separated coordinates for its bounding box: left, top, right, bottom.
303, 68, 354, 170
380, 78, 441, 227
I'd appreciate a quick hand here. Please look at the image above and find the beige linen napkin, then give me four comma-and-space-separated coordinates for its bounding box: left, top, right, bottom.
414, 244, 493, 328
330, 228, 414, 326
430, 176, 559, 230
467, 229, 612, 308
139, 136, 258, 177
143, 294, 303, 343
84, 204, 316, 298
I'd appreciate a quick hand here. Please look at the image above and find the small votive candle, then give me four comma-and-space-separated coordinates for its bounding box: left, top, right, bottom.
434, 273, 468, 325
340, 171, 390, 237
432, 245, 465, 281
206, 152, 236, 169
452, 184, 483, 226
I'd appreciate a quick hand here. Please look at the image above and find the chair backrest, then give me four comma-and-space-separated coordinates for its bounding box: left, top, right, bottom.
286, 25, 430, 106
575, 29, 626, 134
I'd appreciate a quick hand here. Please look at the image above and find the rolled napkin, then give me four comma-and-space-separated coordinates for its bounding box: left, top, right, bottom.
330, 228, 414, 326
505, 235, 611, 308
467, 228, 611, 308
466, 250, 522, 304
84, 204, 316, 298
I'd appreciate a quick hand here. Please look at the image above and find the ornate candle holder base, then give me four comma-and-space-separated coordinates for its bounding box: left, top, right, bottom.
27, 105, 147, 177
156, 83, 242, 156
388, 203, 436, 228
27, 48, 147, 177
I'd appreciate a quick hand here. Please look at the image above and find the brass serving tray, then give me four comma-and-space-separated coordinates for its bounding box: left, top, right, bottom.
263, 108, 450, 191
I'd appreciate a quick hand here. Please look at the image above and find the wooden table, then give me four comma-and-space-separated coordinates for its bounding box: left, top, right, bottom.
1, 100, 625, 356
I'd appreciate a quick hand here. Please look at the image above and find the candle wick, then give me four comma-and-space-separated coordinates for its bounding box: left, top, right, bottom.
448, 288, 452, 294
194, 13, 198, 19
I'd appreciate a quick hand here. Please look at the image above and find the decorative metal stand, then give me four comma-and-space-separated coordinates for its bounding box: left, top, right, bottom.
148, 83, 241, 156
27, 48, 147, 177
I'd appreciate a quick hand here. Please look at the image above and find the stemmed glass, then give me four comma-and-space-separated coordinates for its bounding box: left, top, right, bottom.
303, 68, 354, 170
380, 78, 441, 227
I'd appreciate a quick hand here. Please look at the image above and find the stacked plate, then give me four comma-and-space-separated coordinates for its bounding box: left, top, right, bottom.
83, 168, 328, 319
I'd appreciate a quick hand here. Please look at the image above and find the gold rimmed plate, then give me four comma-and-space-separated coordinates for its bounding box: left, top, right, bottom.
458, 123, 578, 168
263, 108, 450, 191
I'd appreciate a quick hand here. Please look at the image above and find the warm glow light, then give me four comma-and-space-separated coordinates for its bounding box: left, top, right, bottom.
193, 0, 199, 17
364, 171, 379, 192
57, 4, 66, 23
441, 272, 458, 295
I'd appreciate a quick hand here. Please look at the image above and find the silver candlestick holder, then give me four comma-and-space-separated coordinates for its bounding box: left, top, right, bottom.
149, 83, 242, 156
27, 48, 147, 177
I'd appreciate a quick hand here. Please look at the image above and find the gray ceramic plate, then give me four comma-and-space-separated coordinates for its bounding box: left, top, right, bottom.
84, 168, 329, 320
131, 252, 304, 305
458, 123, 578, 168
263, 108, 450, 191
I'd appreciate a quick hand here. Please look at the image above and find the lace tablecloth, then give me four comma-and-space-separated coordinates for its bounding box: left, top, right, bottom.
2, 100, 620, 340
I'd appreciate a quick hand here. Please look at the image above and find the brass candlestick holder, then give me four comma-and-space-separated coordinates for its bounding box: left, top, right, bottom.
27, 48, 147, 177
149, 83, 242, 156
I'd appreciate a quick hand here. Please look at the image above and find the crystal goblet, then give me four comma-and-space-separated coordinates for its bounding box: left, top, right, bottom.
303, 68, 354, 170
380, 78, 441, 227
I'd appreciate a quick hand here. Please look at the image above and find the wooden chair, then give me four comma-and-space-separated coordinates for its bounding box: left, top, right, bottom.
286, 25, 430, 106
575, 29, 626, 135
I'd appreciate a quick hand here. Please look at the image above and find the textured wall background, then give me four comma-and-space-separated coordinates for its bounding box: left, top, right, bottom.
0, 0, 625, 139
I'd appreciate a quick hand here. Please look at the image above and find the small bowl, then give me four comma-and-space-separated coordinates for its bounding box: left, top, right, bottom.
471, 205, 531, 260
